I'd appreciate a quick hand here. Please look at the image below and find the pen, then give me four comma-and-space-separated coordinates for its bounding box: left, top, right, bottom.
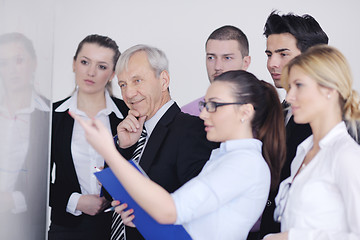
113, 134, 119, 146
104, 205, 117, 212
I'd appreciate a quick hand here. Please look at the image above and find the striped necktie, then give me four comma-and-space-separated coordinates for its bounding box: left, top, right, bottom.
132, 127, 147, 163
110, 127, 147, 240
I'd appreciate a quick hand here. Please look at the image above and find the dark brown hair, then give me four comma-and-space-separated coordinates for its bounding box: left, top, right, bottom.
74, 34, 120, 71
215, 70, 286, 190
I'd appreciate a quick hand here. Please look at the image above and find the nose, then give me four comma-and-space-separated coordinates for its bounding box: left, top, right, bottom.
268, 55, 280, 70
87, 64, 96, 77
285, 87, 295, 104
199, 105, 209, 121
122, 84, 137, 101
214, 59, 223, 71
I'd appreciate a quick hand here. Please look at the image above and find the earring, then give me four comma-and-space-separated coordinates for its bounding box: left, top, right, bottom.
327, 94, 331, 99
241, 118, 245, 123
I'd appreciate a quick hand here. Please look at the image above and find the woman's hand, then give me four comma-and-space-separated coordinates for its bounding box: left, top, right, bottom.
112, 200, 136, 227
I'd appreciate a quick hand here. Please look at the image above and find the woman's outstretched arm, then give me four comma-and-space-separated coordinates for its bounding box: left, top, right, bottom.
69, 111, 177, 224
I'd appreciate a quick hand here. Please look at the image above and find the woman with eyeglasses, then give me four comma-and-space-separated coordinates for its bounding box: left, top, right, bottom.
264, 45, 360, 240
70, 70, 286, 239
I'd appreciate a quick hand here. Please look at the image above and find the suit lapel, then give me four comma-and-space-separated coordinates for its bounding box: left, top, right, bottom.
139, 103, 180, 172
109, 112, 121, 136
61, 112, 79, 183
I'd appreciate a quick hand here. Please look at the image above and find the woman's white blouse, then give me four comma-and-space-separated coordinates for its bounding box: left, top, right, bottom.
55, 90, 123, 215
171, 138, 270, 240
275, 122, 360, 240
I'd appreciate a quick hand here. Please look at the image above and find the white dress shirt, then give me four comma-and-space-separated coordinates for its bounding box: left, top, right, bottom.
275, 122, 360, 240
171, 139, 270, 240
0, 93, 49, 213
55, 90, 123, 216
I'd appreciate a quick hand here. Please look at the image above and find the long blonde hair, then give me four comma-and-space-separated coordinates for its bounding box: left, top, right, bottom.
282, 45, 360, 142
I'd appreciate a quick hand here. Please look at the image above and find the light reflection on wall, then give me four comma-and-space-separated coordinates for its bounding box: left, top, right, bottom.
0, 1, 53, 239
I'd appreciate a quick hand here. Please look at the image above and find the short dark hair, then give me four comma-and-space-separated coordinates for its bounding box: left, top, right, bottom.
74, 34, 120, 71
206, 25, 249, 57
263, 11, 329, 52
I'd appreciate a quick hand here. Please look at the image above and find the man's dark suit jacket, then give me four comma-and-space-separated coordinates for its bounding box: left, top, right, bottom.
49, 97, 128, 233
260, 113, 312, 238
124, 102, 219, 239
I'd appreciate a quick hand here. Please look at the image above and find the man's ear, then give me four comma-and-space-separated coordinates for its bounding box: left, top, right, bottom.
242, 56, 251, 71
159, 70, 170, 91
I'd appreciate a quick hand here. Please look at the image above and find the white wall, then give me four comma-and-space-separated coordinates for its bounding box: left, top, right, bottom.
52, 0, 360, 105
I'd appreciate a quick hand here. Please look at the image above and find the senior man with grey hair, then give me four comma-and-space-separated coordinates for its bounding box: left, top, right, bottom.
110, 44, 218, 240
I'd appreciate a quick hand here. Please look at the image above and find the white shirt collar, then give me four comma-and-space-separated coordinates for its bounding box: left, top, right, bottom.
318, 121, 346, 148
33, 93, 50, 112
55, 89, 123, 119
144, 99, 174, 137
0, 91, 50, 115
290, 121, 346, 176
219, 138, 262, 153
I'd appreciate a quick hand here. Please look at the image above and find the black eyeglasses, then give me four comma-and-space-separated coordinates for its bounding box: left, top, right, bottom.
198, 100, 246, 113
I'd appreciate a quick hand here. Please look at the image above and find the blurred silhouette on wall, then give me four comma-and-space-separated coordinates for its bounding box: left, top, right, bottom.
0, 32, 50, 240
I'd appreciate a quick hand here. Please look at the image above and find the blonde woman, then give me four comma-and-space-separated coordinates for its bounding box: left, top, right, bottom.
265, 45, 360, 240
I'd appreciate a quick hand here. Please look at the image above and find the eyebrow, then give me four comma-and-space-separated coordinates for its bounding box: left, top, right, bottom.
207, 97, 221, 101
275, 48, 291, 53
206, 53, 235, 56
81, 56, 109, 65
265, 48, 291, 54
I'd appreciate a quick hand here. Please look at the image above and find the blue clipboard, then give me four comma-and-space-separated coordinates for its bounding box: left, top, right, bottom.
94, 160, 192, 240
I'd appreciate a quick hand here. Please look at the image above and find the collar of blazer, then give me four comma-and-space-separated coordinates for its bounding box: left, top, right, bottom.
139, 102, 180, 172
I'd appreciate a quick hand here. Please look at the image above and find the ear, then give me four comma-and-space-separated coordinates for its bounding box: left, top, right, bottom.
319, 85, 336, 100
242, 56, 251, 71
159, 70, 170, 91
239, 103, 255, 121
109, 71, 115, 83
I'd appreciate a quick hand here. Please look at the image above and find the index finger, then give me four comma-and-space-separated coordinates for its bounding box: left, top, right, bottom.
128, 109, 141, 118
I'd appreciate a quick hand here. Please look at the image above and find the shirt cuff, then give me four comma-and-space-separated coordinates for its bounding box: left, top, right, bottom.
66, 192, 82, 216
11, 191, 27, 214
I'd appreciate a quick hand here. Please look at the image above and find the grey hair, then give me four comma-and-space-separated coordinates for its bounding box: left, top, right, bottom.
115, 44, 169, 78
